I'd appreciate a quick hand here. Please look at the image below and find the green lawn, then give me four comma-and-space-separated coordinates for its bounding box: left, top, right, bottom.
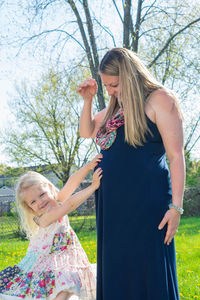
0, 216, 199, 299
175, 217, 200, 299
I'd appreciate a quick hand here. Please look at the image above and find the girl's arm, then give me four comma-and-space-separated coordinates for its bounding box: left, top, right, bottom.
58, 153, 102, 202
38, 168, 103, 227
77, 78, 106, 138
148, 89, 185, 245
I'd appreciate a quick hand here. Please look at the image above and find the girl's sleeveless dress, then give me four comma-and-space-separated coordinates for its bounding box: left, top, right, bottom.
0, 216, 96, 300
95, 117, 180, 300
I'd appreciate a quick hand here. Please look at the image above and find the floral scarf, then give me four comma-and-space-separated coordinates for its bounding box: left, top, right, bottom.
96, 108, 124, 150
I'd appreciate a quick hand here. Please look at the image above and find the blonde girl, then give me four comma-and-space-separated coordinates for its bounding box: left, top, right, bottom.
0, 154, 102, 300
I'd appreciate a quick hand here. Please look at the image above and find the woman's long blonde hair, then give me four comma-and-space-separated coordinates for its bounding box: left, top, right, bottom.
99, 48, 180, 147
15, 171, 58, 239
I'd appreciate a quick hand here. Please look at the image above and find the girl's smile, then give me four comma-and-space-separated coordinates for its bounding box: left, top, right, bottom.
25, 183, 57, 214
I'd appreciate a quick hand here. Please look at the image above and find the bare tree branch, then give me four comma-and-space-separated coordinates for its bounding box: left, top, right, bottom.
139, 26, 164, 38
93, 17, 117, 47
140, 0, 157, 23
66, 0, 105, 110
112, 0, 123, 23
187, 135, 200, 154
83, 0, 99, 67
32, 0, 58, 16
82, 0, 105, 109
148, 17, 200, 67
184, 116, 200, 151
16, 28, 85, 57
66, 0, 95, 68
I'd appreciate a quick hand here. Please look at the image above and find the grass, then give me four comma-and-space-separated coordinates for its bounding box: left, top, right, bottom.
0, 215, 20, 239
0, 216, 199, 299
175, 217, 200, 299
0, 215, 97, 268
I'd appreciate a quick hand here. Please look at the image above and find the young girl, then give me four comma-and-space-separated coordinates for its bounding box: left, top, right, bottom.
0, 154, 103, 300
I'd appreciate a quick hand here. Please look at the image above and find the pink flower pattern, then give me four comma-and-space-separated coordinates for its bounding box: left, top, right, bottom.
0, 216, 96, 299
96, 108, 124, 150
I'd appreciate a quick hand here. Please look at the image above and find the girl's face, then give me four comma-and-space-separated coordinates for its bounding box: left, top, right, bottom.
24, 183, 57, 215
100, 73, 120, 98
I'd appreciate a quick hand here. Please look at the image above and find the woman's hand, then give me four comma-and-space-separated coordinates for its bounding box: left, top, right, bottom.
88, 153, 103, 170
91, 167, 103, 190
77, 78, 98, 101
158, 209, 180, 245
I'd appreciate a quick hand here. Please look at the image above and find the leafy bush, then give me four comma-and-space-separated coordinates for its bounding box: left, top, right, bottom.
183, 186, 200, 217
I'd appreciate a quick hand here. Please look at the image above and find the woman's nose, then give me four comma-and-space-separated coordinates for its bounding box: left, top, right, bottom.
106, 86, 114, 96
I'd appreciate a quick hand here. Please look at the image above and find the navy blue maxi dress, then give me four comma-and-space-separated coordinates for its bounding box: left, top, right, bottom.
95, 116, 179, 300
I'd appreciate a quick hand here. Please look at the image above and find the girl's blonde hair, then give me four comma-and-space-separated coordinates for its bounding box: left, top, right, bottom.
15, 171, 59, 239
99, 47, 181, 147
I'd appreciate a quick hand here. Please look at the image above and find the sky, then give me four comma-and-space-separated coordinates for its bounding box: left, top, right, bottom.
0, 0, 199, 165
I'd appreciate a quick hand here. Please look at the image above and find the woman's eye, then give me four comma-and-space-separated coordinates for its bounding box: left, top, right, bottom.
31, 200, 36, 204
40, 193, 45, 197
104, 84, 118, 88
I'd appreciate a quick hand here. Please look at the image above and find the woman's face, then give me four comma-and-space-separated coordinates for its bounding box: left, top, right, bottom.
100, 72, 119, 98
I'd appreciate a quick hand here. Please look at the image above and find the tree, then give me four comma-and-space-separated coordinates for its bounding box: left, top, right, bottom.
185, 153, 200, 187
184, 115, 200, 156
8, 1, 199, 101
1, 0, 200, 157
1, 67, 96, 184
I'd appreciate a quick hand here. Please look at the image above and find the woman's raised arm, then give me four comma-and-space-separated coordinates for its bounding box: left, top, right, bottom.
78, 78, 106, 138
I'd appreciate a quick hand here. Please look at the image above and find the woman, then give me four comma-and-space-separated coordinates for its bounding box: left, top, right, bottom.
77, 48, 185, 300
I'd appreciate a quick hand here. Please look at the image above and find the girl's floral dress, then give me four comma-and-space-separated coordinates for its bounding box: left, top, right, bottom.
0, 216, 96, 300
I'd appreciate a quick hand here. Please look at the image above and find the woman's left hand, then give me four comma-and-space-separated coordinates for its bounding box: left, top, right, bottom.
158, 209, 180, 245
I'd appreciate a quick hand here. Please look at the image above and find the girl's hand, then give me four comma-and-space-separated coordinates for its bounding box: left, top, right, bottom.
88, 153, 103, 170
77, 78, 98, 101
158, 209, 180, 245
92, 167, 103, 190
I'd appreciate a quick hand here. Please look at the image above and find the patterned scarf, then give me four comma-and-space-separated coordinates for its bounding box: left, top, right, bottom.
96, 108, 124, 150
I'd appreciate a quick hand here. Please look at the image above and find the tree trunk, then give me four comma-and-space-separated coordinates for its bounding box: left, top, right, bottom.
123, 0, 131, 48
132, 0, 142, 52
67, 0, 105, 110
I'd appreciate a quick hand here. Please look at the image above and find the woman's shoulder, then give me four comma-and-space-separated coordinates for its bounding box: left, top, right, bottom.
147, 88, 178, 114
91, 108, 107, 138
94, 108, 107, 122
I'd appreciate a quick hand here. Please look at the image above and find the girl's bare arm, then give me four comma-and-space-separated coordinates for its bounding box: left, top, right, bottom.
38, 168, 103, 227
58, 153, 102, 202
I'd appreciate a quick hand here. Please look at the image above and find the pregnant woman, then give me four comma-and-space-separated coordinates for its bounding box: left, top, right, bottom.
77, 47, 185, 300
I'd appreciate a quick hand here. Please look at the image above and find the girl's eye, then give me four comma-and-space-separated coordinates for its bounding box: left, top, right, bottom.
31, 200, 36, 205
40, 193, 45, 197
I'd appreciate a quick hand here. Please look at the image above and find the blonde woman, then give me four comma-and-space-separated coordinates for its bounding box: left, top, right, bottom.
77, 48, 185, 300
0, 154, 102, 300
